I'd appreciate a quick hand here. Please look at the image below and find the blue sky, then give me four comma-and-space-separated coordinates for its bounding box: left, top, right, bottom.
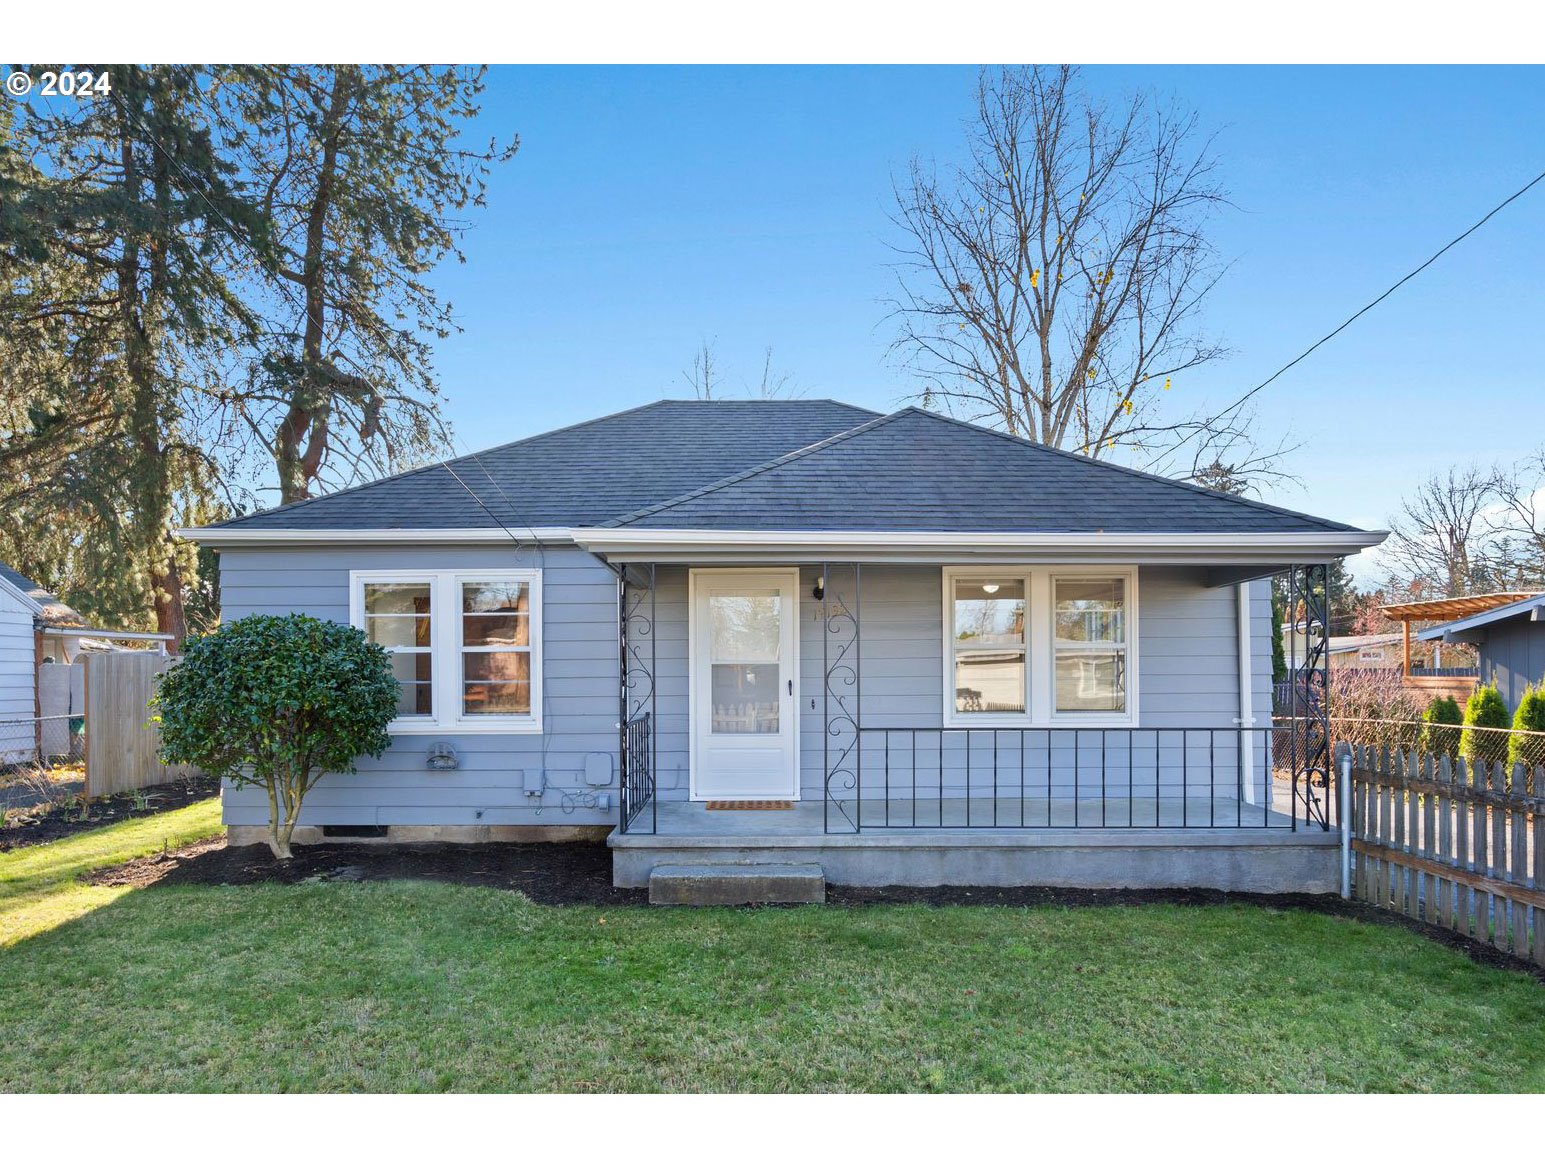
425, 66, 1545, 580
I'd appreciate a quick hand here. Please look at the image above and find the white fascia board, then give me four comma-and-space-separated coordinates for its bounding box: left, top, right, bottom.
570, 528, 1389, 565
177, 526, 576, 547
0, 574, 36, 616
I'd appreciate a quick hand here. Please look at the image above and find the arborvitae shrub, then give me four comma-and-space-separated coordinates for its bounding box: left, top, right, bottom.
1459, 683, 1510, 763
1419, 695, 1462, 758
1508, 683, 1545, 771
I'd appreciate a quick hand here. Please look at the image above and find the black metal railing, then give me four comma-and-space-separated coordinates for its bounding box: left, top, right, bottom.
852, 723, 1332, 831
620, 711, 654, 834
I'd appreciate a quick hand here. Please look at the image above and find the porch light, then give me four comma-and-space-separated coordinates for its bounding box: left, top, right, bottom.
813, 576, 825, 601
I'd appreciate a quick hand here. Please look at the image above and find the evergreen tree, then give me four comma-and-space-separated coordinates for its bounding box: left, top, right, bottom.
1420, 695, 1463, 759
1509, 683, 1545, 770
0, 68, 255, 638
1459, 683, 1510, 763
216, 66, 517, 503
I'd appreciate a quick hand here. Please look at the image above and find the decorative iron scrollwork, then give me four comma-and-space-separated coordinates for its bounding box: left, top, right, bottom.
823, 563, 862, 833
619, 562, 657, 833
1290, 563, 1332, 831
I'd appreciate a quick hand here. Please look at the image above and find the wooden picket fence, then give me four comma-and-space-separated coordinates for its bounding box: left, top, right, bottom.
1347, 743, 1544, 967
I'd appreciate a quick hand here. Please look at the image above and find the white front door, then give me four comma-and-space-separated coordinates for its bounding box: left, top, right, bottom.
690, 568, 800, 801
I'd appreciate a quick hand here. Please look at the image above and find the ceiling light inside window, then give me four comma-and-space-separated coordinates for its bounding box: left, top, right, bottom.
981, 583, 1000, 594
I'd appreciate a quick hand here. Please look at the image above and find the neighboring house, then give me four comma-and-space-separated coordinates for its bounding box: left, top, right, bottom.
1418, 592, 1545, 714
1327, 633, 1402, 669
1381, 591, 1543, 703
185, 401, 1386, 892
1282, 629, 1403, 670
0, 562, 172, 766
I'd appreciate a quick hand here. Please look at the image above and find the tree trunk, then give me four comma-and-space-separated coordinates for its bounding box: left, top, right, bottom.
264, 775, 288, 860
116, 78, 187, 649
275, 70, 353, 506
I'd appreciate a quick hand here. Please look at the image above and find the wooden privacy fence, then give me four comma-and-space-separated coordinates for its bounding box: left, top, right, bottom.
1348, 743, 1544, 968
84, 651, 195, 796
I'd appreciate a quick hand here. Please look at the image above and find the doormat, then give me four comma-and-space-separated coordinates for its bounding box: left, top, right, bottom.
705, 800, 794, 811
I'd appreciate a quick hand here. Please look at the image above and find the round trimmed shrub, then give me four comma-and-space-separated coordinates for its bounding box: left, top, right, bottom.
153, 614, 399, 859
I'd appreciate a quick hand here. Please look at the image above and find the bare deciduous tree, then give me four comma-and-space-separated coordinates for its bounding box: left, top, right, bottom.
1487, 448, 1545, 585
680, 341, 801, 400
682, 340, 721, 399
887, 65, 1289, 491
1382, 465, 1496, 597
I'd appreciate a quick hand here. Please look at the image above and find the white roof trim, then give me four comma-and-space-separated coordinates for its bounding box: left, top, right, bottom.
0, 572, 36, 616
1416, 592, 1545, 642
571, 528, 1389, 565
178, 527, 577, 547
39, 627, 176, 641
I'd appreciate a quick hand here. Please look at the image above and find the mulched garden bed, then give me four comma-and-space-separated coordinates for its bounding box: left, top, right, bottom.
0, 776, 221, 852
99, 836, 648, 906
82, 832, 1545, 981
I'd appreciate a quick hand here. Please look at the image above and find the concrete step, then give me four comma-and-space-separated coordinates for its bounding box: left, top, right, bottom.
648, 863, 826, 906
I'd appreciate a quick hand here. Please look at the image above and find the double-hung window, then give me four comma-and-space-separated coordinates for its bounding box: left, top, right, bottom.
352, 569, 543, 733
944, 567, 1136, 727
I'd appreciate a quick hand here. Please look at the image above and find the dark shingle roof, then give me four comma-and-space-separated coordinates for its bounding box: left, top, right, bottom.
208, 400, 881, 531
0, 562, 89, 626
607, 408, 1361, 534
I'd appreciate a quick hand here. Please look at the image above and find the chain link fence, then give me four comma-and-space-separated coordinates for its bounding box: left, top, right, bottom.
0, 714, 85, 770
1331, 715, 1545, 769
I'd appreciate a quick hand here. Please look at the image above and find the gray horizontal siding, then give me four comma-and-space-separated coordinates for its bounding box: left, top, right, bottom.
650, 564, 1271, 803
218, 544, 620, 828
218, 548, 1274, 826
0, 608, 35, 719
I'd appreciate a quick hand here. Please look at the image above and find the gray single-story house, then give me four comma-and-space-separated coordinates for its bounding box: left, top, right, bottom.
185, 401, 1386, 893
1419, 592, 1545, 713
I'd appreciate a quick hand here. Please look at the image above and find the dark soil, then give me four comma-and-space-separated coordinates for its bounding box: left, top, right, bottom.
103, 836, 647, 906
0, 775, 221, 852
83, 833, 1545, 982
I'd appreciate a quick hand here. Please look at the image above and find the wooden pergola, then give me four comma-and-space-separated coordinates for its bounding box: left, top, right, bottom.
1379, 592, 1543, 682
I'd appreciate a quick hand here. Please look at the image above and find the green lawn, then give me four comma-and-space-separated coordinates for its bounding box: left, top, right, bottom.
0, 797, 223, 948
1, 804, 1543, 1092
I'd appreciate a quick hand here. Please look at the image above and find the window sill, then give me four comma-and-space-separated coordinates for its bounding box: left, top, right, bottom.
944, 716, 1140, 730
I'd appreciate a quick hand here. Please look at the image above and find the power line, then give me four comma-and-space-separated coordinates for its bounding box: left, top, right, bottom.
1211, 164, 1545, 425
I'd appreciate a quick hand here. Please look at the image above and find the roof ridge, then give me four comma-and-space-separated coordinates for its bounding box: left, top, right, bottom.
893, 407, 1360, 533
209, 399, 884, 531
602, 410, 912, 528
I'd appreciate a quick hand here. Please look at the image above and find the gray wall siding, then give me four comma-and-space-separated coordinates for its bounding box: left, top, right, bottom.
0, 604, 36, 762
219, 549, 1272, 824
1479, 618, 1545, 713
219, 545, 621, 828
650, 564, 1271, 802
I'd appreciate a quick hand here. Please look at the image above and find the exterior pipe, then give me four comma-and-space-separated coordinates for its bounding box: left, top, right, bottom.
1339, 750, 1354, 900
1234, 582, 1257, 806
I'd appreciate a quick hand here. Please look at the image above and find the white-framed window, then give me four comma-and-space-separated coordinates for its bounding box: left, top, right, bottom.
350, 569, 543, 734
943, 566, 1137, 728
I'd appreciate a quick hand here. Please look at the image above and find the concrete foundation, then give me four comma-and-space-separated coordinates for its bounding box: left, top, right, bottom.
225, 823, 610, 847
227, 825, 324, 848
611, 828, 1340, 892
